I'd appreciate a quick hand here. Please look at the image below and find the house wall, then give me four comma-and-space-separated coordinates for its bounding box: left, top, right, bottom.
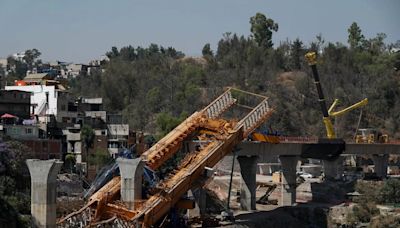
0, 90, 31, 118
22, 139, 62, 160
2, 125, 39, 140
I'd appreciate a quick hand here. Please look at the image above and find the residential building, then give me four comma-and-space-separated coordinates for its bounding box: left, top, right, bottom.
66, 63, 88, 77
57, 91, 78, 124
63, 124, 82, 163
5, 84, 73, 123
107, 124, 129, 157
11, 52, 25, 61
79, 98, 106, 122
0, 90, 31, 119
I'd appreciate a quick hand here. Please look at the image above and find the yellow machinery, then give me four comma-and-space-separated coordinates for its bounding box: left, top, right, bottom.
305, 52, 368, 139
58, 88, 273, 227
250, 132, 280, 143
355, 128, 389, 143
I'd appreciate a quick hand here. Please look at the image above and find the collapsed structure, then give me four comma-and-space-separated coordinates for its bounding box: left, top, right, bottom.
57, 88, 274, 227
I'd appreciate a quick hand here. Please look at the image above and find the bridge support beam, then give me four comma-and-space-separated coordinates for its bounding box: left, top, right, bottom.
372, 154, 388, 178
323, 157, 344, 180
26, 159, 63, 228
238, 156, 258, 210
117, 157, 145, 210
279, 156, 298, 206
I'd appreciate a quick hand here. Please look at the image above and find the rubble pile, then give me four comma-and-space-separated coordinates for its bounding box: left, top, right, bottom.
57, 173, 84, 196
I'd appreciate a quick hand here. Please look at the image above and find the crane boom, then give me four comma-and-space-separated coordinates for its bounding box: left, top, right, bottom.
305, 52, 368, 139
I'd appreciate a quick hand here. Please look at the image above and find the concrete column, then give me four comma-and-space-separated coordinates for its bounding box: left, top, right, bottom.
237, 156, 258, 210
117, 157, 144, 209
372, 154, 388, 178
323, 157, 344, 180
279, 156, 298, 206
26, 159, 63, 228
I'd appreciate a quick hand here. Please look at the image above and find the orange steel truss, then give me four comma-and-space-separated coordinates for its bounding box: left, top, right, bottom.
57, 88, 273, 227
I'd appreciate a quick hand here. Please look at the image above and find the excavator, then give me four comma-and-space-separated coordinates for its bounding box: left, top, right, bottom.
57, 87, 274, 227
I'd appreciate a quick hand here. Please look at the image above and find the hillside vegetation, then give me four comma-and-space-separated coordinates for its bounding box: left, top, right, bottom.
67, 14, 400, 139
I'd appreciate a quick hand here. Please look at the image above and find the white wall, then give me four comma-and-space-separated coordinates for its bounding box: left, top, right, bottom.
5, 85, 58, 116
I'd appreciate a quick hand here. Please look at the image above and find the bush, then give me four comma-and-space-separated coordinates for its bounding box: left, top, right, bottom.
353, 180, 383, 204
347, 202, 380, 224
64, 154, 76, 173
379, 179, 400, 204
370, 214, 400, 228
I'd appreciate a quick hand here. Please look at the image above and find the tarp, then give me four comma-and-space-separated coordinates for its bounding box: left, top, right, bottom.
1, 113, 17, 119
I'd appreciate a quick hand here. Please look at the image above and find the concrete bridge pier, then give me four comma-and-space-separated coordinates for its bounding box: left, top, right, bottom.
190, 187, 207, 216
26, 159, 63, 228
279, 155, 298, 206
323, 157, 344, 180
372, 154, 388, 178
237, 155, 258, 210
117, 157, 145, 210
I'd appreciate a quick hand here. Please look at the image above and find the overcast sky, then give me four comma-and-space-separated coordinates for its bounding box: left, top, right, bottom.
0, 0, 399, 63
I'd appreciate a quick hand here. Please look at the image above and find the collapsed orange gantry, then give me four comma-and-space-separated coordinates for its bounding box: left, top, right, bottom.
57, 88, 273, 227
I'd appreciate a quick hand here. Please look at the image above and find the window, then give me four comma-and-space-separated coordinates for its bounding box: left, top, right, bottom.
25, 128, 33, 134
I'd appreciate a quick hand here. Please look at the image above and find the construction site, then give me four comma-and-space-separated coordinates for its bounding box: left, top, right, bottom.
25, 53, 400, 228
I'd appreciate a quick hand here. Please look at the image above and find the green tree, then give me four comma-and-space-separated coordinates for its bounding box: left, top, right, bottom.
155, 112, 186, 139
348, 22, 365, 50
88, 149, 111, 172
81, 125, 95, 164
23, 48, 41, 71
0, 140, 31, 226
106, 46, 120, 59
64, 154, 76, 173
7, 56, 28, 79
202, 43, 214, 57
290, 38, 304, 70
365, 33, 387, 55
250, 12, 278, 48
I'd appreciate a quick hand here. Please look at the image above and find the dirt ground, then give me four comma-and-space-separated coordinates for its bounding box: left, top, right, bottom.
194, 173, 354, 228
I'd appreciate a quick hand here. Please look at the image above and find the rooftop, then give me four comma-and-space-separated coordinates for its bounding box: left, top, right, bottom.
24, 73, 52, 83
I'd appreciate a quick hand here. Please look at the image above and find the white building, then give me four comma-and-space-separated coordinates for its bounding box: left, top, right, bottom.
6, 85, 58, 115
107, 124, 129, 157
4, 84, 76, 123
